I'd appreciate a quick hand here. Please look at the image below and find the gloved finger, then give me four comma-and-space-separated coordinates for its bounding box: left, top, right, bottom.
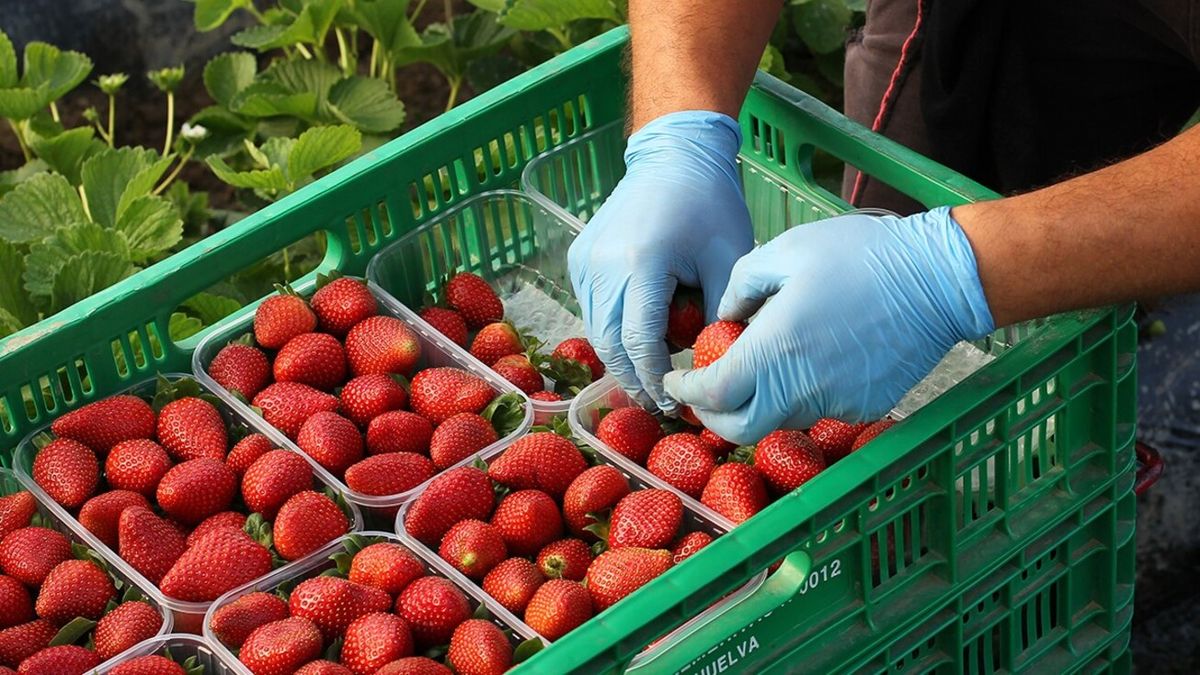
716, 249, 787, 321
684, 401, 777, 446
579, 274, 651, 406
662, 352, 755, 414
698, 241, 747, 324
622, 274, 678, 414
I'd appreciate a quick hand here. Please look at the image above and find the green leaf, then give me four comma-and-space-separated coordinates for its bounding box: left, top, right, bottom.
303, 0, 345, 47
206, 156, 289, 192
481, 391, 527, 437
0, 306, 25, 338
286, 124, 360, 183
513, 638, 545, 664
465, 54, 524, 94
0, 159, 48, 198
203, 52, 257, 107
48, 617, 97, 646
262, 59, 341, 109
165, 181, 212, 236
352, 0, 421, 55
169, 312, 204, 341
758, 44, 790, 82
21, 41, 93, 101
466, 0, 506, 11
0, 172, 86, 244
25, 222, 131, 299
49, 250, 137, 312
327, 77, 405, 133
394, 11, 515, 79
260, 136, 296, 173
186, 106, 256, 157
28, 127, 106, 185
0, 85, 50, 120
844, 0, 866, 11
0, 30, 17, 88
791, 0, 853, 55
80, 147, 172, 228
0, 240, 36, 327
471, 603, 493, 620
114, 195, 184, 262
195, 0, 248, 30
499, 0, 619, 31
230, 84, 318, 119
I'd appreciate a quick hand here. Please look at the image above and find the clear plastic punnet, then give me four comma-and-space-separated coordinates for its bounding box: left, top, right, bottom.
94, 633, 251, 674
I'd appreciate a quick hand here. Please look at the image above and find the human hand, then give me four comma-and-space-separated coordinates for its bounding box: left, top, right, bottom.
662, 207, 995, 444
567, 111, 754, 413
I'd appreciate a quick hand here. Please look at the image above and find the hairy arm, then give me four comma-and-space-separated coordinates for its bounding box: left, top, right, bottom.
627, 0, 784, 132
956, 124, 1200, 326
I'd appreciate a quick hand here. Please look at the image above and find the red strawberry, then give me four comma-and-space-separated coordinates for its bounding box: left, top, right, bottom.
701, 462, 768, 524
209, 343, 271, 400
536, 539, 592, 581
488, 432, 586, 499
419, 307, 469, 348
295, 661, 352, 675
345, 452, 434, 496
754, 430, 826, 494
349, 543, 425, 596
529, 391, 562, 402
395, 576, 471, 648
492, 354, 544, 394
341, 612, 413, 675
32, 438, 98, 509
187, 511, 247, 547
490, 490, 562, 557
809, 418, 871, 464
252, 382, 340, 439
254, 292, 317, 350
482, 558, 544, 615
311, 277, 377, 336
35, 558, 116, 623
439, 520, 506, 579
0, 620, 55, 667
0, 528, 71, 587
92, 600, 163, 659
699, 428, 736, 456
0, 577, 31, 628
296, 412, 364, 476
225, 433, 275, 476
446, 619, 511, 675
157, 397, 228, 462
851, 418, 897, 451
118, 506, 187, 585
469, 322, 523, 366
403, 467, 495, 546
108, 655, 189, 675
50, 395, 155, 455
692, 320, 746, 368
445, 273, 503, 329
586, 547, 673, 611
607, 489, 683, 549
596, 407, 662, 464
376, 657, 451, 675
429, 413, 498, 470
0, 493, 35, 540
551, 338, 604, 381
79, 490, 149, 547
156, 458, 236, 525
646, 433, 716, 498
239, 617, 323, 675
209, 591, 290, 649
524, 579, 593, 641
670, 531, 713, 564
106, 439, 172, 496
340, 374, 408, 428
15, 645, 99, 674
666, 287, 705, 350
366, 411, 433, 455
562, 465, 630, 539
242, 449, 313, 519
345, 316, 422, 377
109, 655, 188, 675
289, 576, 391, 641
408, 368, 495, 425
273, 491, 348, 561
159, 527, 272, 602
274, 333, 347, 391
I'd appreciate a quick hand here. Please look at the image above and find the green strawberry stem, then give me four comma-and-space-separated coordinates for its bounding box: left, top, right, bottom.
314, 270, 345, 289
513, 638, 545, 664
472, 603, 493, 620
48, 617, 97, 646
729, 445, 757, 465
324, 636, 344, 662
482, 392, 526, 437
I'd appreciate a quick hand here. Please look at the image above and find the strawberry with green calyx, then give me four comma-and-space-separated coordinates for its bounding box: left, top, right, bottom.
524, 580, 593, 641
752, 429, 826, 495
274, 333, 348, 392
419, 307, 469, 348
252, 382, 340, 439
366, 410, 433, 455
701, 462, 768, 524
311, 273, 378, 337
595, 406, 663, 465
480, 392, 527, 438
536, 539, 592, 581
535, 350, 593, 398
550, 338, 604, 383
482, 558, 544, 615
339, 374, 408, 428
492, 354, 545, 395
255, 284, 317, 350
666, 286, 705, 351
438, 520, 506, 580
562, 464, 630, 541
345, 316, 422, 377
51, 395, 155, 456
670, 531, 713, 563
409, 368, 496, 425
445, 273, 504, 329
470, 321, 529, 367
209, 336, 271, 401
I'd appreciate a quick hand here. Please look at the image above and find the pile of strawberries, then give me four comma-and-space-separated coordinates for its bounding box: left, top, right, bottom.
102, 652, 205, 675
206, 275, 526, 502
401, 422, 718, 644
0, 490, 166, 672
27, 377, 351, 603
595, 320, 896, 525
418, 272, 605, 401
211, 536, 535, 675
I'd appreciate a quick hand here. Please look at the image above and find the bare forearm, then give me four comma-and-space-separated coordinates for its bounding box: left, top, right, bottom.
627, 0, 783, 132
954, 125, 1200, 326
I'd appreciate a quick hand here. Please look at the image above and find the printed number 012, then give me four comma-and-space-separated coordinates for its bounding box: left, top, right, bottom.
797, 559, 841, 595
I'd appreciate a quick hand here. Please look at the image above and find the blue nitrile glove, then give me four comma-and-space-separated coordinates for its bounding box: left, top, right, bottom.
662, 207, 995, 444
567, 111, 755, 413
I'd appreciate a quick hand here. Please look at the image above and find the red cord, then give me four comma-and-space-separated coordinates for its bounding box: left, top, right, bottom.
849, 0, 925, 206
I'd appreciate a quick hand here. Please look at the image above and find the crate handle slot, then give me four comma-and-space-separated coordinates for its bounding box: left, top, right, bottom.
1134, 441, 1164, 495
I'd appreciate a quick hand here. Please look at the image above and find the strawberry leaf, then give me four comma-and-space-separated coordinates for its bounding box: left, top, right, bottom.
29, 512, 52, 528
582, 508, 610, 543
31, 432, 53, 450
482, 392, 526, 437
314, 270, 342, 290
243, 512, 275, 551
471, 457, 489, 472
471, 603, 493, 620
729, 445, 757, 465
329, 551, 354, 578
541, 355, 592, 394
181, 655, 204, 675
590, 540, 608, 556
513, 637, 545, 664
234, 333, 256, 348
48, 617, 96, 646
595, 407, 613, 422
424, 644, 449, 661
323, 636, 343, 662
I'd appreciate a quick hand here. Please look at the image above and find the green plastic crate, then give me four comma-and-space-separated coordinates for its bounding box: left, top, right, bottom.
0, 25, 1137, 674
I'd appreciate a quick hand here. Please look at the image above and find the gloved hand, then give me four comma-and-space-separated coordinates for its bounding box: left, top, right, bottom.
662, 207, 995, 444
567, 111, 754, 413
